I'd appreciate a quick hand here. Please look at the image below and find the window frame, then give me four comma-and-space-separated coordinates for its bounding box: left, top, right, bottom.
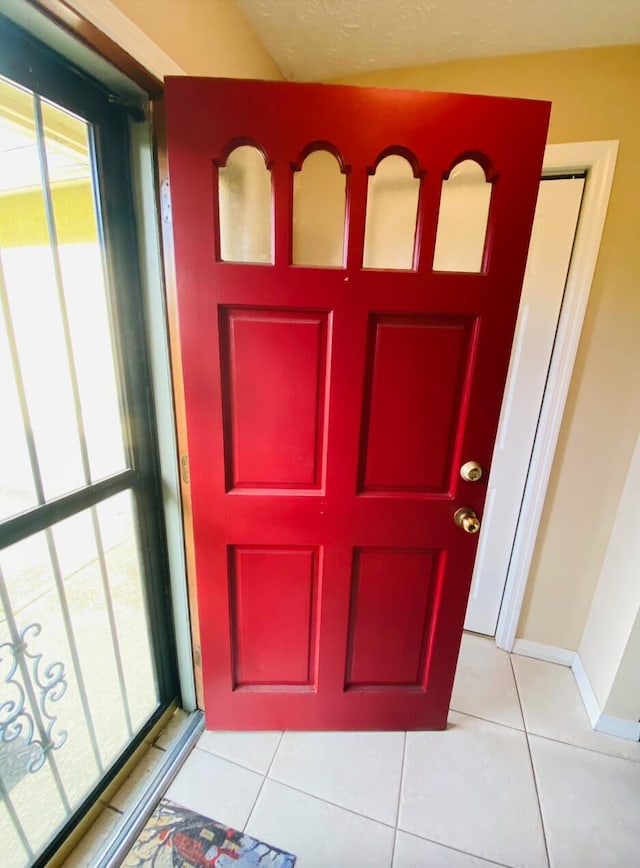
0, 12, 179, 862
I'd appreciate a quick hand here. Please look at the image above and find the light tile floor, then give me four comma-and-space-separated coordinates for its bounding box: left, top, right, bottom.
74, 635, 640, 867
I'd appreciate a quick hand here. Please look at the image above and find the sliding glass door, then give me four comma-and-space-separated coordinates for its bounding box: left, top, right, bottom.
0, 17, 177, 865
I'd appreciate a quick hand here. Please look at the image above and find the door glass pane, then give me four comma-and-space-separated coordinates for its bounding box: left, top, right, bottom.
41, 99, 126, 482
293, 149, 346, 267
0, 63, 170, 868
0, 492, 158, 864
218, 145, 273, 263
96, 491, 158, 731
0, 286, 36, 520
433, 159, 492, 273
0, 76, 127, 517
363, 154, 420, 270
0, 77, 85, 504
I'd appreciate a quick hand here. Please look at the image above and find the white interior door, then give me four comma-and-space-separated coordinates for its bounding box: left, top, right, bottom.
464, 175, 585, 636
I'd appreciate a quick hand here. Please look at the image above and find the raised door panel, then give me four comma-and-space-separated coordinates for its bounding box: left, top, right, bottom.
229, 545, 319, 687
346, 547, 440, 688
358, 315, 474, 494
220, 308, 330, 490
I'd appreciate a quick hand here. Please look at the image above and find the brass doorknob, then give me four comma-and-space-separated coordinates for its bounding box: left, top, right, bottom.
454, 507, 481, 534
460, 460, 483, 482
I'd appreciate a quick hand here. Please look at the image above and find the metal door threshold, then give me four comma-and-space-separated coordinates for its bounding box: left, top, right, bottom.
94, 710, 204, 868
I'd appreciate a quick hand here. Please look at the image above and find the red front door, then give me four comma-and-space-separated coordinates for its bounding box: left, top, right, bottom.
165, 78, 549, 730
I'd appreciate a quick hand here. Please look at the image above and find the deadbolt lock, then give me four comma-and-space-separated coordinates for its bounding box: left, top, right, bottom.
460, 460, 483, 482
454, 507, 481, 534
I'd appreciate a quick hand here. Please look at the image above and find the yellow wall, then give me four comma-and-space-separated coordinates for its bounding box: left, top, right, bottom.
110, 0, 282, 79
0, 182, 97, 246
337, 45, 640, 649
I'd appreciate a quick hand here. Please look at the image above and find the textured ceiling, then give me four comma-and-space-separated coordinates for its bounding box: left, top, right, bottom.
233, 0, 640, 81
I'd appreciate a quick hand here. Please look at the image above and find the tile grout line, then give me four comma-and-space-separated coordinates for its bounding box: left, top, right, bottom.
389, 731, 408, 866
260, 775, 398, 829
398, 828, 514, 868
509, 655, 552, 868
518, 729, 640, 764
453, 701, 640, 763
191, 743, 280, 775
449, 706, 526, 733
237, 727, 519, 867
242, 732, 285, 833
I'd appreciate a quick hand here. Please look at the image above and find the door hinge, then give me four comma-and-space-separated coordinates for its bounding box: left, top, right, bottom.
180, 453, 190, 484
161, 178, 172, 224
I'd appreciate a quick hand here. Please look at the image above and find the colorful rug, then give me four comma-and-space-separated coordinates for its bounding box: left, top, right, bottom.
124, 798, 296, 867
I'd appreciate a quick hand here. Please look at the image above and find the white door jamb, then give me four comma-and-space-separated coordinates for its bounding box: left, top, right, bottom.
495, 140, 618, 651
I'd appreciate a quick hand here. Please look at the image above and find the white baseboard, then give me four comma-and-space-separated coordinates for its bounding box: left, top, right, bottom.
512, 639, 576, 667
512, 641, 640, 742
572, 653, 640, 742
571, 653, 601, 726
595, 714, 640, 741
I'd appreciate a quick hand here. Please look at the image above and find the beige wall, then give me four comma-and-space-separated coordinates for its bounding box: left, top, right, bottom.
110, 0, 282, 79
579, 431, 640, 720
337, 46, 640, 651
605, 613, 640, 721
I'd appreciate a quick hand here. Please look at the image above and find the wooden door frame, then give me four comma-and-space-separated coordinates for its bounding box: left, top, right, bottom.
495, 140, 618, 653
25, 0, 183, 89
152, 97, 205, 708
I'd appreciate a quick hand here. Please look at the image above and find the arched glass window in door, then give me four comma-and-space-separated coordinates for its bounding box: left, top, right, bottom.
433, 158, 492, 272
363, 153, 420, 270
292, 147, 346, 267
218, 144, 273, 264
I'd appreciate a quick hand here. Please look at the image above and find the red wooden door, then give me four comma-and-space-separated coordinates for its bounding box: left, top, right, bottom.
165, 78, 549, 730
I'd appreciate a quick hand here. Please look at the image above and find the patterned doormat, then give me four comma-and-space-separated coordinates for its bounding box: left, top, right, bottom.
124, 798, 296, 867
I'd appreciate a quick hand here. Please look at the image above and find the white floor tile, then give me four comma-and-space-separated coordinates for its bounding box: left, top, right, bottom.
166, 747, 263, 830
393, 830, 501, 867
530, 735, 640, 868
269, 730, 405, 824
399, 711, 547, 868
451, 633, 524, 730
197, 730, 282, 774
512, 655, 640, 761
246, 779, 395, 868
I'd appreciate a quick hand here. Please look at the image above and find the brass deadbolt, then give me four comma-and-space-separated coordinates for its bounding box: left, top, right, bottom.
460, 461, 483, 482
